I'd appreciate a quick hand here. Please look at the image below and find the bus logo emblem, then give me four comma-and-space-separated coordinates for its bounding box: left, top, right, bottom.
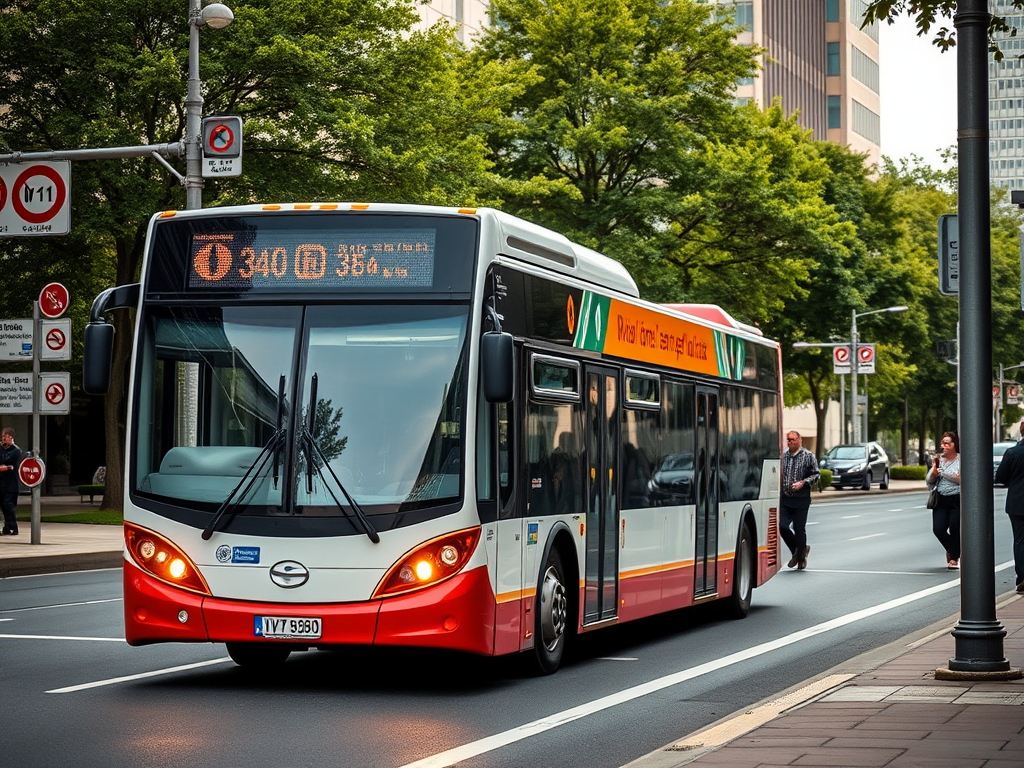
270, 560, 310, 588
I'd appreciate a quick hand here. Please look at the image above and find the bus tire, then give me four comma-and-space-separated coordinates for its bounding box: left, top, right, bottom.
226, 642, 292, 668
533, 548, 569, 675
724, 522, 754, 619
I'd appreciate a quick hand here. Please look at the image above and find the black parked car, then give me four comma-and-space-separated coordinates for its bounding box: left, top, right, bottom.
818, 442, 891, 490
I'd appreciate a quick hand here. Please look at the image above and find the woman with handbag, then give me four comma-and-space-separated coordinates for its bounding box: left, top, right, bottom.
927, 431, 961, 569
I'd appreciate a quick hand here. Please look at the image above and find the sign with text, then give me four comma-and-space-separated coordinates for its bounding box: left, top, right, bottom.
0, 373, 33, 412
38, 372, 71, 415
0, 161, 71, 236
1008, 383, 1020, 406
856, 344, 876, 374
938, 213, 959, 296
39, 319, 71, 361
0, 319, 33, 360
18, 456, 44, 488
202, 116, 243, 177
832, 346, 852, 375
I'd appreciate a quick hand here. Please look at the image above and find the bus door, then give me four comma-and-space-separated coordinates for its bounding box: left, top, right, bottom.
694, 386, 719, 597
583, 366, 619, 624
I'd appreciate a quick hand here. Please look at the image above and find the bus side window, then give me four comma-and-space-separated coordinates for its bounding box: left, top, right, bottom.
498, 401, 515, 517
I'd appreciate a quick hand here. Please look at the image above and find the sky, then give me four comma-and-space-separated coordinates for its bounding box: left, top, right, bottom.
878, 13, 959, 170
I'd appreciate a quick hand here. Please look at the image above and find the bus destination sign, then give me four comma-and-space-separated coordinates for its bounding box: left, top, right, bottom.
188, 228, 436, 290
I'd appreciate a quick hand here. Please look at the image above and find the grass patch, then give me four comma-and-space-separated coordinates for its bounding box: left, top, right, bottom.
16, 508, 123, 525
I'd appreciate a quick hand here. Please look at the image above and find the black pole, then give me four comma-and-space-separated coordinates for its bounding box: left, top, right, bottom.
947, 0, 1009, 673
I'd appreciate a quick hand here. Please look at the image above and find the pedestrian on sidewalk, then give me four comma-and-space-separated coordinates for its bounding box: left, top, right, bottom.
780, 430, 819, 571
927, 431, 961, 570
995, 417, 1024, 592
0, 427, 23, 536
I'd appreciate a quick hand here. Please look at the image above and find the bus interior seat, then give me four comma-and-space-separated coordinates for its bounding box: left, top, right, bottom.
144, 445, 269, 500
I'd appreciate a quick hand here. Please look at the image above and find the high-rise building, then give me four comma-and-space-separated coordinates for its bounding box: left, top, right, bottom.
418, 1, 882, 165
989, 0, 1024, 190
730, 1, 881, 166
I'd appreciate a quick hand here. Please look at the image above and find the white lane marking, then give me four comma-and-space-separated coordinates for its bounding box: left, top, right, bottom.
808, 569, 938, 576
887, 509, 905, 512
597, 657, 638, 662
841, 515, 861, 519
807, 521, 820, 525
0, 598, 122, 614
0, 634, 123, 642
47, 657, 233, 693
398, 560, 1015, 768
3, 566, 121, 580
850, 533, 885, 541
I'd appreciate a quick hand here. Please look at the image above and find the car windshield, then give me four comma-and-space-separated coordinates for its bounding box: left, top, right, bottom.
827, 446, 867, 460
132, 303, 469, 515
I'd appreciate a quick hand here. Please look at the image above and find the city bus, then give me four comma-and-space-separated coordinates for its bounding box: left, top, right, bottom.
83, 202, 782, 674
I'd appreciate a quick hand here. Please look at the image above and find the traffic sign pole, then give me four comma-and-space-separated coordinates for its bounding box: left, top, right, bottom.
31, 299, 40, 545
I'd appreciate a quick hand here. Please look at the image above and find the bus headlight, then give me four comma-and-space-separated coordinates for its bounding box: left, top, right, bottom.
373, 527, 481, 598
125, 522, 211, 595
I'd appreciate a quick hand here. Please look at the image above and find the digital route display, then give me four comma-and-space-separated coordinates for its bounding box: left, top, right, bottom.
187, 228, 436, 290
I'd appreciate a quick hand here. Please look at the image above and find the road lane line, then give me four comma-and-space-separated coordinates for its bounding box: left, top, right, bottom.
0, 598, 122, 614
0, 634, 123, 642
850, 533, 885, 541
841, 515, 861, 519
808, 569, 937, 576
47, 658, 232, 693
398, 560, 1014, 768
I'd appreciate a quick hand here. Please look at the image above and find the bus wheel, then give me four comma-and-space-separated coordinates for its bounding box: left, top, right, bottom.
724, 523, 754, 619
226, 642, 292, 668
534, 549, 568, 674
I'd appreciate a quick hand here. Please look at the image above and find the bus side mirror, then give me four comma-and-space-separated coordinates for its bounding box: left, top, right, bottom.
83, 322, 114, 395
481, 332, 513, 403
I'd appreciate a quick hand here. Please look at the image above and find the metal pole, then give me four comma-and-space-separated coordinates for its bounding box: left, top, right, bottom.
30, 301, 40, 545
840, 374, 846, 444
851, 311, 859, 444
945, 0, 1010, 674
185, 0, 204, 210
998, 362, 1004, 442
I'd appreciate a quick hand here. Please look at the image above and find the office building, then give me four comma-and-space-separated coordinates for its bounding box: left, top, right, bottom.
989, 0, 1024, 189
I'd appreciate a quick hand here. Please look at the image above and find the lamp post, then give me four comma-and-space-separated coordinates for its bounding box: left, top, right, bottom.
186, 0, 234, 210
851, 306, 908, 444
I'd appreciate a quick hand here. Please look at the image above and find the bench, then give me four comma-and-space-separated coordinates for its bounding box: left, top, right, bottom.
78, 484, 105, 503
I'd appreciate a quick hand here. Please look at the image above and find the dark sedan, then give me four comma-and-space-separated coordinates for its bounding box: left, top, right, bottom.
818, 442, 891, 490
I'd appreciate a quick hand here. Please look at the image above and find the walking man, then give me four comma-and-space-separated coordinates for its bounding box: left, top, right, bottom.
781, 430, 819, 570
995, 417, 1024, 592
0, 427, 22, 535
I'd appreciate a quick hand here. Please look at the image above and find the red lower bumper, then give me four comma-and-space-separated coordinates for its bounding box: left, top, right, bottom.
124, 562, 497, 656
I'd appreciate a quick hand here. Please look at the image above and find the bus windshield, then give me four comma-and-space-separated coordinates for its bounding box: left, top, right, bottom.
132, 303, 468, 516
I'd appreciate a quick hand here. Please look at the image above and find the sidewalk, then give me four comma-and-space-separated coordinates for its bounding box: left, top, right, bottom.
629, 598, 1024, 768
0, 494, 123, 577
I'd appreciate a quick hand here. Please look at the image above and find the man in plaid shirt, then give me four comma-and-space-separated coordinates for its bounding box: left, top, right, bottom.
781, 430, 820, 570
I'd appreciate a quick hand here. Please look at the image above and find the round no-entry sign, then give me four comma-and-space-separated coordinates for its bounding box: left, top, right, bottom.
18, 457, 45, 489
39, 282, 69, 319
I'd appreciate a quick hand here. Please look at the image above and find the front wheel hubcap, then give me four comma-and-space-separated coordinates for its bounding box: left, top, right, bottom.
540, 565, 567, 651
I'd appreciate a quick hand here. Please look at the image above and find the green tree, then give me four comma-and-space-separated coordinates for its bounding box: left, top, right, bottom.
0, 0, 491, 509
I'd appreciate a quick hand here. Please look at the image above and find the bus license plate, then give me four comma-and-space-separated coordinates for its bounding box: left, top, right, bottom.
255, 616, 322, 640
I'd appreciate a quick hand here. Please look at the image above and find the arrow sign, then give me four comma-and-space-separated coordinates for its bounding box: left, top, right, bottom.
39, 282, 69, 319
18, 457, 45, 489
38, 372, 71, 415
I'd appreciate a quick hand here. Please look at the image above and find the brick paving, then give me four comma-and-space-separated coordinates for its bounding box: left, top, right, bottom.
651, 595, 1024, 768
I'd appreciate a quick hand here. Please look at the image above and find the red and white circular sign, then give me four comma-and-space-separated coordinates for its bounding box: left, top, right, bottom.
13, 165, 67, 225
206, 123, 236, 154
44, 381, 67, 406
857, 346, 875, 364
45, 327, 67, 352
39, 282, 69, 319
0, 176, 7, 212
18, 457, 45, 488
833, 347, 851, 365
1010, 385, 1020, 400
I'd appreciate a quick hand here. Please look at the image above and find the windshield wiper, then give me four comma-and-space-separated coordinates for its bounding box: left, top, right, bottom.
201, 429, 285, 540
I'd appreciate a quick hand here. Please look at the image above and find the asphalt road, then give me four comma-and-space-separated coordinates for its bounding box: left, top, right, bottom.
2, 489, 1019, 768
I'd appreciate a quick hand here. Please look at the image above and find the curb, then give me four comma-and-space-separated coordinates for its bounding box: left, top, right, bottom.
0, 551, 122, 578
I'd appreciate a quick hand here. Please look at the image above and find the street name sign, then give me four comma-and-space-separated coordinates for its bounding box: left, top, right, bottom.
0, 319, 33, 360
0, 161, 71, 236
938, 213, 959, 296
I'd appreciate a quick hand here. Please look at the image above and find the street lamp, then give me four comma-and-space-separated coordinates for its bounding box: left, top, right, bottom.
851, 305, 908, 444
186, 1, 234, 210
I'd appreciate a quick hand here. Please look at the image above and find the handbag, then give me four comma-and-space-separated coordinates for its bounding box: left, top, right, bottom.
926, 488, 938, 509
